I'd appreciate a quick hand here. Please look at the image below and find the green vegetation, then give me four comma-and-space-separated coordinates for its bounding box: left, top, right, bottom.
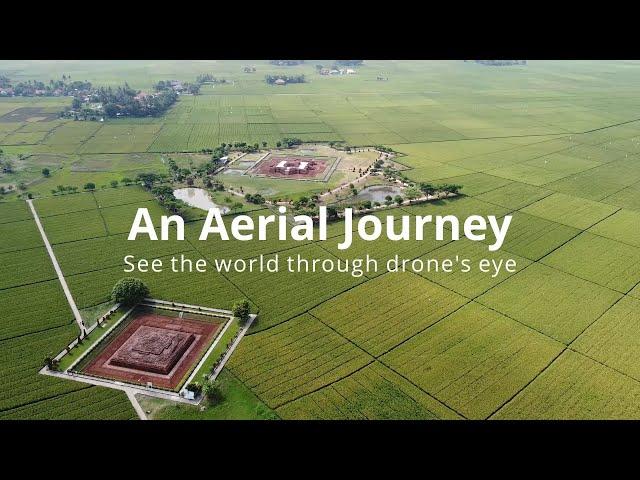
2, 60, 640, 419
111, 278, 149, 305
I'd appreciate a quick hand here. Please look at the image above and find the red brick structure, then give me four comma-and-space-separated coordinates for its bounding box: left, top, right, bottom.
83, 312, 221, 390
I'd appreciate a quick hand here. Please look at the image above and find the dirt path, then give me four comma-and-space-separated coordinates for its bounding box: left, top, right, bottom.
27, 199, 85, 331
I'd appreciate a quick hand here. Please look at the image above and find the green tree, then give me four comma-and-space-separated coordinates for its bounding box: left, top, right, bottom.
404, 186, 420, 203
110, 180, 119, 188
394, 195, 404, 206
419, 182, 436, 197
42, 168, 50, 177
202, 379, 223, 404
232, 299, 251, 324
84, 182, 96, 191
111, 278, 149, 305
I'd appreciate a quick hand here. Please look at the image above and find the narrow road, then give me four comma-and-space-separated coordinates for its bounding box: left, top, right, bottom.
27, 199, 85, 331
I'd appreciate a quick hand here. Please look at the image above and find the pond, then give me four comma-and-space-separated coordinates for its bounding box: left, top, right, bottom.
352, 185, 404, 203
173, 188, 230, 213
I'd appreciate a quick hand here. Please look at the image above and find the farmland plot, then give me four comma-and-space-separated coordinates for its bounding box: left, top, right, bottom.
0, 201, 33, 223
99, 200, 166, 235
382, 302, 563, 419
475, 182, 552, 210
418, 239, 531, 298
0, 219, 43, 253
227, 244, 365, 332
481, 212, 580, 261
542, 232, 640, 293
228, 314, 372, 408
572, 296, 640, 380
40, 122, 101, 152
0, 280, 73, 340
486, 163, 570, 186
601, 182, 640, 211
545, 169, 629, 201
0, 387, 137, 420
278, 362, 460, 420
34, 193, 97, 217
324, 222, 448, 278
493, 350, 640, 419
588, 209, 640, 248
40, 208, 107, 244
93, 185, 154, 208
477, 263, 622, 344
404, 160, 473, 183
0, 248, 57, 290
521, 193, 619, 229
0, 325, 85, 412
148, 124, 193, 152
78, 124, 161, 154
311, 272, 467, 357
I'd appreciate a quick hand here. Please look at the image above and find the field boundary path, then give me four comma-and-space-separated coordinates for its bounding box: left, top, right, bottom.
27, 199, 84, 331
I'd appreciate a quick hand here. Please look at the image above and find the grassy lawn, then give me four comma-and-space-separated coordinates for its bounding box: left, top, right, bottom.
138, 369, 278, 420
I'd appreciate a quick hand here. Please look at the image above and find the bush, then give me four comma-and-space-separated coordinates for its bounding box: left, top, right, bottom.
84, 182, 96, 191
111, 278, 149, 305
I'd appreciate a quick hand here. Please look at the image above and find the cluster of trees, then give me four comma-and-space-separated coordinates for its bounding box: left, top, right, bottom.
151, 185, 184, 214
418, 182, 463, 197
195, 74, 227, 84
0, 153, 14, 174
290, 195, 322, 216
93, 84, 178, 117
1, 75, 92, 97
135, 172, 168, 190
154, 79, 209, 96
264, 74, 306, 85
50, 185, 79, 195
334, 60, 364, 66
278, 137, 303, 148
244, 193, 266, 205
269, 60, 304, 66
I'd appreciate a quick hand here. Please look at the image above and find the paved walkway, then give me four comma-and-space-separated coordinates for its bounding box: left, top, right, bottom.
27, 199, 84, 331
126, 390, 147, 420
